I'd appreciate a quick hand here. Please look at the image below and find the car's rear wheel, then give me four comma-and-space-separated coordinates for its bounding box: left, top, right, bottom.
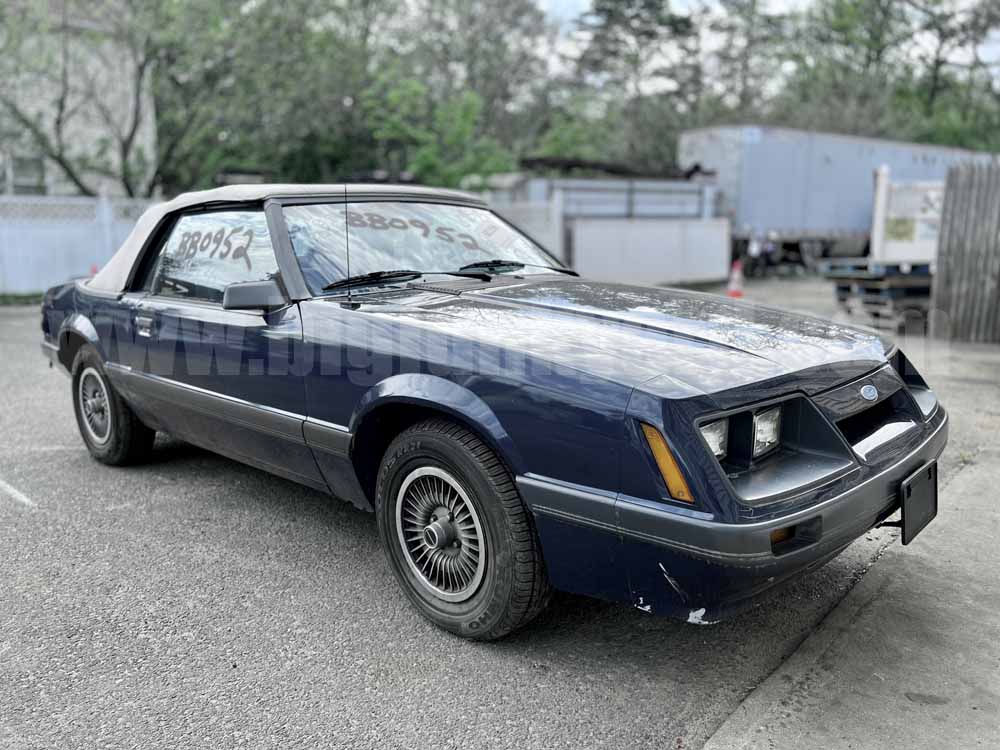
71, 345, 155, 465
375, 418, 550, 640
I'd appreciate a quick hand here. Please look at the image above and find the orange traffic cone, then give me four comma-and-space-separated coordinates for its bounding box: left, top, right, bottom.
89, 263, 98, 276
726, 259, 744, 298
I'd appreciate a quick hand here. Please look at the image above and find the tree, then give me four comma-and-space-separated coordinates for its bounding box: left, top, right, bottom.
711, 0, 788, 114
366, 74, 514, 186
0, 1, 178, 196
534, 95, 621, 162
768, 0, 1000, 147
573, 0, 700, 165
6, 0, 1000, 200
768, 0, 916, 136
576, 0, 692, 98
905, 0, 998, 116
402, 0, 554, 148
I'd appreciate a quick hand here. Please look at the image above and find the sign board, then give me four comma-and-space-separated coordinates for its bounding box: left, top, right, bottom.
870, 166, 943, 266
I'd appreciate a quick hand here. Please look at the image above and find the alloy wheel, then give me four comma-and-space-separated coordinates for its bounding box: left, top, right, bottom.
395, 466, 487, 603
78, 367, 112, 445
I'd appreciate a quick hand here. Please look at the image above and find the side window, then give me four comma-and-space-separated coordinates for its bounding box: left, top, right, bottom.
148, 210, 278, 303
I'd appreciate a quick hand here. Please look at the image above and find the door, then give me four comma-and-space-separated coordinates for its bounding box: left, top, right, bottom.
126, 207, 324, 490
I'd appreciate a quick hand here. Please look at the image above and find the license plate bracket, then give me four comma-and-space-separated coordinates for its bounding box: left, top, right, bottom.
900, 460, 938, 545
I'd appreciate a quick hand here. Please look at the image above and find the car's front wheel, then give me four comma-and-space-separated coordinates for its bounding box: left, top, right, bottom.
375, 418, 550, 640
71, 345, 155, 465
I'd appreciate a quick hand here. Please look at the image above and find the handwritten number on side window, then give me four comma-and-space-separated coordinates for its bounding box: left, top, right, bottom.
231, 229, 254, 271
176, 226, 254, 271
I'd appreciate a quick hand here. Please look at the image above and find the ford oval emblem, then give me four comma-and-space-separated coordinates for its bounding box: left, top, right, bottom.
860, 384, 879, 401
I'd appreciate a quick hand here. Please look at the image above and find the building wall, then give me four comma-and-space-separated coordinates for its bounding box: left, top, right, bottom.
0, 4, 158, 198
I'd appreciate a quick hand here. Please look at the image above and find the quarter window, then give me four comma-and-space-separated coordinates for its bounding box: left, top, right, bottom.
148, 210, 279, 303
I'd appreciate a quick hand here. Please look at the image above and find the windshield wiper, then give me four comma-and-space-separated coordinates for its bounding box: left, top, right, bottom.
459, 259, 579, 276
322, 268, 490, 292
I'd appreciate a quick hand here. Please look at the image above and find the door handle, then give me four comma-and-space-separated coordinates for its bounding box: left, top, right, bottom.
136, 315, 154, 338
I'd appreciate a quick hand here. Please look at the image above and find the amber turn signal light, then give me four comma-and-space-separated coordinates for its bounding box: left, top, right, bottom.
770, 526, 794, 545
640, 423, 694, 503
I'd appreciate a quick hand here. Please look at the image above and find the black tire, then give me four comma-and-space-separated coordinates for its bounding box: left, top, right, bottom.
375, 418, 551, 640
71, 345, 155, 466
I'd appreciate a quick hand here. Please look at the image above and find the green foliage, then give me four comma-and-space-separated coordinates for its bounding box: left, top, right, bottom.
4, 0, 1000, 196
410, 92, 515, 187
366, 75, 514, 186
535, 101, 619, 162
0, 294, 42, 306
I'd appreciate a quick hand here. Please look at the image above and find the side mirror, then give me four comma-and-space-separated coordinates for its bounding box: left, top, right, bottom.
222, 279, 286, 312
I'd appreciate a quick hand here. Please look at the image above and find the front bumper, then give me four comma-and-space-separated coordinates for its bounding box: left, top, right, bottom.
41, 340, 65, 372
521, 408, 948, 622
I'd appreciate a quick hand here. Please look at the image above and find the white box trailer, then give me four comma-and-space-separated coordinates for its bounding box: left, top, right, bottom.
826, 167, 946, 332
679, 125, 992, 255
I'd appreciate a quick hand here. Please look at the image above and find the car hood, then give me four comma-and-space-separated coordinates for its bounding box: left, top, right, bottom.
360, 277, 890, 399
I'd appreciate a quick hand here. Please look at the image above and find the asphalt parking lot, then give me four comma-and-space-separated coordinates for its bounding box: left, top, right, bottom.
1, 278, 997, 749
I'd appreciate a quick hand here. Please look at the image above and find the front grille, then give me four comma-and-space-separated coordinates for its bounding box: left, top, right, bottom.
810, 365, 903, 421
810, 365, 925, 461
835, 389, 919, 459
837, 394, 902, 445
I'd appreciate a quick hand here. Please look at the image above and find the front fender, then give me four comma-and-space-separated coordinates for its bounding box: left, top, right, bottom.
351, 373, 526, 476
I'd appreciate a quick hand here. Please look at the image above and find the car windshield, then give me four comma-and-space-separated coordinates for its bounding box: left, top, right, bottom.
284, 201, 563, 294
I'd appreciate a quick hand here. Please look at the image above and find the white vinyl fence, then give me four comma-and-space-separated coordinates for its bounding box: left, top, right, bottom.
491, 193, 731, 286
0, 195, 150, 294
572, 217, 731, 285
493, 193, 565, 261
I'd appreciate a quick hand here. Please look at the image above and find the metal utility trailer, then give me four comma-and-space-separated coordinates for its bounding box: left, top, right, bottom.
826, 261, 934, 332
678, 125, 992, 261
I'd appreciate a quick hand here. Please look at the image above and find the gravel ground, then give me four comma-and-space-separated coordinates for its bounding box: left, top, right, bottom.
0, 277, 987, 749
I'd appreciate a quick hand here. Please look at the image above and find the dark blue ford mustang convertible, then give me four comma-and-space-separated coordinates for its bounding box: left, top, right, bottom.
41, 184, 947, 639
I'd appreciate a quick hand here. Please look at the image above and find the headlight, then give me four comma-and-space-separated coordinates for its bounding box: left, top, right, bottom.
699, 418, 729, 459
753, 406, 782, 457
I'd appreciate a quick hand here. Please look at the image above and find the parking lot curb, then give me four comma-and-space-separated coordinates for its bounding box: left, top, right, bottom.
700, 563, 887, 750
701, 452, 983, 750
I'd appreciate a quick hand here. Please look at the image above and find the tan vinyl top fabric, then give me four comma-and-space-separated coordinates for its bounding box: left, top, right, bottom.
87, 183, 487, 293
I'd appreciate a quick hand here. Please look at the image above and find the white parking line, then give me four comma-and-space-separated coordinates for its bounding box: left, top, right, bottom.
0, 477, 35, 508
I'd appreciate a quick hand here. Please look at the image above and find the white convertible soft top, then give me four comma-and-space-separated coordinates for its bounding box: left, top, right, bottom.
88, 183, 487, 293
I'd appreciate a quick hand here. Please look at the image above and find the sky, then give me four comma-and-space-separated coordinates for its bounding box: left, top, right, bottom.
539, 0, 999, 69
538, 0, 587, 28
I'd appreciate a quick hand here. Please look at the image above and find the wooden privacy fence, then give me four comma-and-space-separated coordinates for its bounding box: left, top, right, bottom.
933, 161, 1000, 342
